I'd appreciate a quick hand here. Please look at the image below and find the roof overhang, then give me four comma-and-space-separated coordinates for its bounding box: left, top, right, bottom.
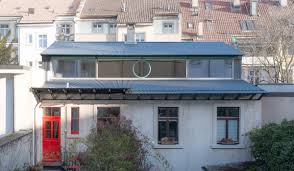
31, 80, 265, 101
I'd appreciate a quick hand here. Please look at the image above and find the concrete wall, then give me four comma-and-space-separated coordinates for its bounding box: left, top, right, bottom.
0, 130, 33, 171
37, 100, 262, 171
261, 97, 294, 124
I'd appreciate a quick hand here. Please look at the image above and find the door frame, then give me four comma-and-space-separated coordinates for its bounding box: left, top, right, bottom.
42, 107, 62, 164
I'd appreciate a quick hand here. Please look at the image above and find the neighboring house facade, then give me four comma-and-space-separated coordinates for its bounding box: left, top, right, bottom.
31, 41, 265, 170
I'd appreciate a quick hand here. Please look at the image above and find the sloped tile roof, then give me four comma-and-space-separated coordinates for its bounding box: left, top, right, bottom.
181, 0, 294, 42
80, 0, 180, 23
0, 0, 81, 23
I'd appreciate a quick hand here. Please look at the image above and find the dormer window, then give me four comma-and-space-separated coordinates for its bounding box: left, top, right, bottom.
0, 24, 9, 37
109, 24, 117, 34
163, 22, 176, 34
205, 2, 213, 11
231, 0, 241, 12
61, 24, 71, 35
56, 23, 74, 41
240, 20, 255, 31
187, 22, 194, 29
93, 23, 104, 33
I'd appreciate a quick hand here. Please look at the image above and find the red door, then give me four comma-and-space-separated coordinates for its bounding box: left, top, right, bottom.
43, 107, 61, 163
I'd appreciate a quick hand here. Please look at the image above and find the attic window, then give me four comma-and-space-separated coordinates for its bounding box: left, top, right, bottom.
231, 0, 241, 12
187, 22, 194, 29
205, 2, 213, 11
240, 20, 255, 31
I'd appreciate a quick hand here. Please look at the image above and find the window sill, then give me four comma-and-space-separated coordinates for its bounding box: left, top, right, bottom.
210, 144, 246, 149
153, 144, 184, 149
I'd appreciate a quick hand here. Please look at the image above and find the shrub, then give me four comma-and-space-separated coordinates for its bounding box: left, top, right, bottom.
247, 120, 294, 171
83, 118, 170, 171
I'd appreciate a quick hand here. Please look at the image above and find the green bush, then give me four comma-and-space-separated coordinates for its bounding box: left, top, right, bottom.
83, 119, 170, 171
247, 120, 294, 171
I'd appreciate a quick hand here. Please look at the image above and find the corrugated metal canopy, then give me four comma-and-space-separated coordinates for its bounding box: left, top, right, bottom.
41, 42, 243, 59
39, 79, 263, 94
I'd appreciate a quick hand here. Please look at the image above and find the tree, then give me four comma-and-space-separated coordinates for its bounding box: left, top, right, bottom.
241, 5, 294, 83
0, 33, 16, 65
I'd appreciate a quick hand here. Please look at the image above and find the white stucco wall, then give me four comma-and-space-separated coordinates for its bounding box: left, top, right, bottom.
261, 97, 294, 124
18, 24, 56, 67
37, 100, 262, 171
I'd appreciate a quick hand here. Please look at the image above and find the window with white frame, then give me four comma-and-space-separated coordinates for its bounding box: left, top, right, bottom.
217, 107, 240, 145
26, 34, 33, 44
61, 24, 72, 35
158, 107, 179, 145
0, 24, 9, 37
162, 22, 175, 34
38, 35, 47, 48
109, 24, 117, 34
135, 33, 145, 42
92, 23, 104, 33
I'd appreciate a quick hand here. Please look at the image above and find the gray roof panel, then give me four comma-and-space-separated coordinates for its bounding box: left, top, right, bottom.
41, 41, 243, 58
39, 79, 264, 94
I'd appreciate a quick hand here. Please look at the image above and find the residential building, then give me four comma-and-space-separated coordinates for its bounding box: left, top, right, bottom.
31, 40, 265, 170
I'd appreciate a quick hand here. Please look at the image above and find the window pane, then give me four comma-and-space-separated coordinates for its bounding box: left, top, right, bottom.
52, 108, 61, 116
97, 107, 120, 118
71, 120, 79, 132
80, 60, 96, 77
45, 121, 51, 138
54, 60, 77, 77
217, 120, 226, 142
45, 108, 51, 116
228, 120, 238, 142
53, 121, 59, 138
158, 121, 167, 143
158, 107, 178, 117
210, 60, 232, 78
188, 60, 209, 78
169, 121, 178, 142
217, 107, 239, 117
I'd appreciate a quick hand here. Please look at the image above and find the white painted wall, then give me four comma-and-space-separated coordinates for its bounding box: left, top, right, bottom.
0, 77, 14, 136
37, 100, 262, 171
261, 97, 294, 124
18, 24, 56, 67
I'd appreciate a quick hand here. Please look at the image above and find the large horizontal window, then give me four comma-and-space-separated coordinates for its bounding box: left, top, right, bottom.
188, 59, 233, 78
98, 60, 186, 78
53, 59, 96, 78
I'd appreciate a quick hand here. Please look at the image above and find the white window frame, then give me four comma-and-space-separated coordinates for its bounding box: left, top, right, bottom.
26, 34, 33, 45
0, 24, 9, 38
162, 22, 176, 34
38, 34, 47, 49
153, 104, 184, 149
92, 23, 105, 33
61, 23, 72, 35
211, 103, 245, 149
109, 23, 117, 34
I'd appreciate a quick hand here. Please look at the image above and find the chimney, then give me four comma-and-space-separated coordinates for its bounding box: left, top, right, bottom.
232, 0, 241, 8
279, 0, 287, 7
192, 0, 199, 8
198, 22, 203, 38
121, 2, 127, 12
126, 24, 136, 44
250, 0, 258, 16
28, 8, 35, 15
